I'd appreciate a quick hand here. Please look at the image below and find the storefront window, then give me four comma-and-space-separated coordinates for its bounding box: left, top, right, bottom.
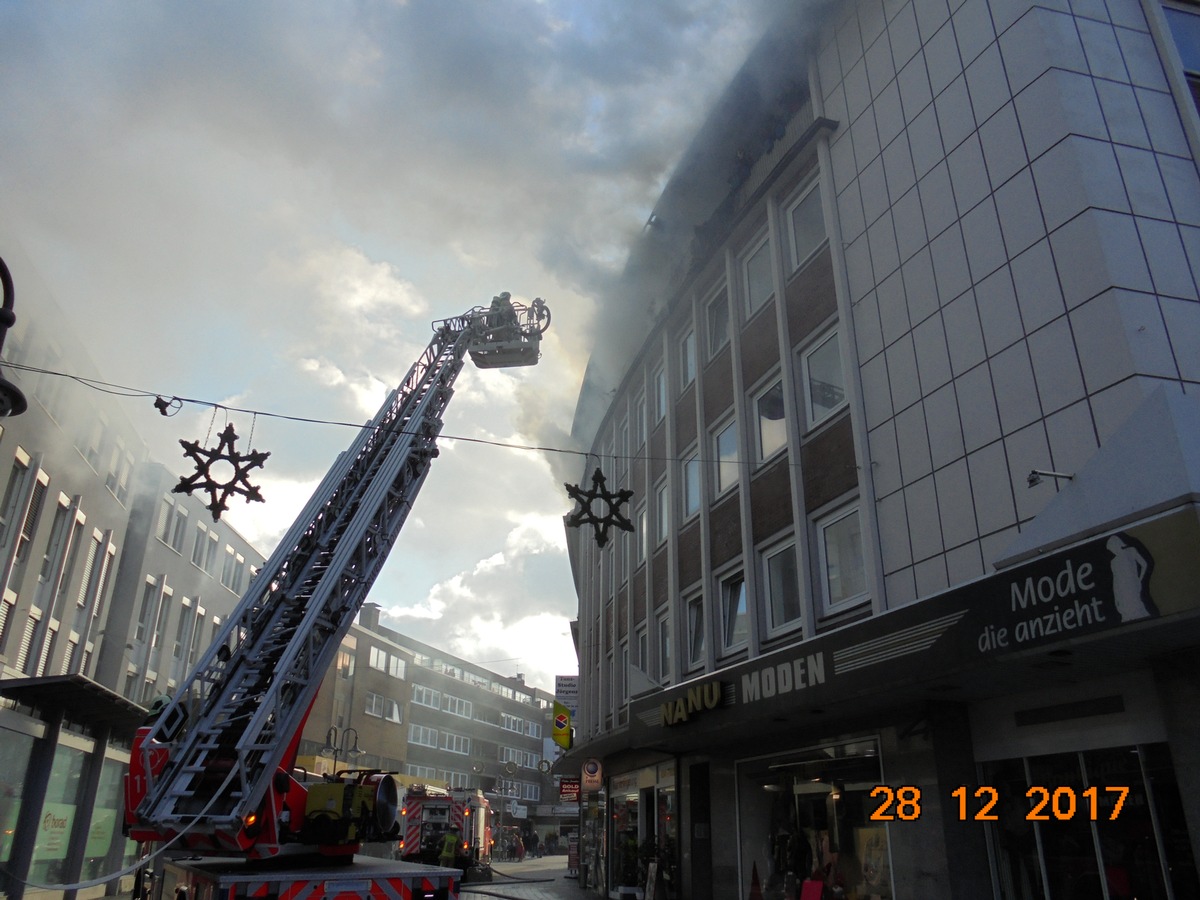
983, 743, 1197, 900
29, 743, 88, 884
0, 731, 35, 866
84, 757, 133, 879
737, 739, 890, 899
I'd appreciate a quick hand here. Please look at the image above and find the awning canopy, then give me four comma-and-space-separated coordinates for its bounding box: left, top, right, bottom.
1, 673, 148, 735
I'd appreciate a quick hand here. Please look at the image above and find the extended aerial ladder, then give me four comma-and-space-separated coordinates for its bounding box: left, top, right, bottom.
124, 294, 549, 858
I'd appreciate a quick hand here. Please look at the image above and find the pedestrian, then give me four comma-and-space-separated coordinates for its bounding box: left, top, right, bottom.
527, 830, 540, 858
515, 833, 525, 862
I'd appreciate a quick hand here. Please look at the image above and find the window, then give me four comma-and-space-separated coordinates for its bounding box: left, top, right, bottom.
721, 574, 749, 649
652, 366, 667, 423
802, 332, 847, 428
368, 693, 401, 723
707, 289, 730, 356
155, 496, 189, 553
637, 628, 648, 672
680, 331, 696, 387
654, 481, 669, 544
501, 713, 524, 733
441, 733, 470, 754
134, 578, 160, 644
105, 441, 134, 505
525, 721, 542, 739
618, 641, 629, 701
764, 541, 802, 631
714, 420, 739, 494
636, 505, 647, 563
79, 418, 105, 471
406, 764, 438, 780
743, 234, 774, 314
409, 724, 438, 747
445, 695, 473, 718
786, 177, 827, 271
682, 453, 700, 519
657, 614, 671, 682
817, 505, 868, 613
0, 456, 32, 551
370, 646, 404, 676
755, 380, 787, 462
686, 595, 705, 667
632, 393, 646, 449
219, 547, 244, 595
412, 684, 441, 709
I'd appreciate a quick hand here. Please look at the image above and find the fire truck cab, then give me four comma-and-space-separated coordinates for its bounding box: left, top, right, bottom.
399, 785, 492, 879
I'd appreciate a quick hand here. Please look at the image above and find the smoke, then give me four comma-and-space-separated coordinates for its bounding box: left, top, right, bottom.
564, 0, 837, 452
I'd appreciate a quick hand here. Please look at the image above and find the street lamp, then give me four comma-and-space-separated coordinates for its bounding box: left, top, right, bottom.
321, 725, 366, 771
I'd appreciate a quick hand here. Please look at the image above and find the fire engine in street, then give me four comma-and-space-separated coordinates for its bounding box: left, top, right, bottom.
397, 785, 492, 880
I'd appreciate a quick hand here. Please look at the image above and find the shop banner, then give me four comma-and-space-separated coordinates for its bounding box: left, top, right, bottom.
555, 675, 579, 715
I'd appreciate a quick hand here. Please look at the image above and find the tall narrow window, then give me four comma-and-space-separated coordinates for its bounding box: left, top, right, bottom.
714, 420, 739, 495
743, 234, 774, 315
786, 177, 826, 271
818, 505, 868, 613
682, 453, 700, 519
802, 332, 847, 428
755, 380, 787, 462
764, 542, 802, 631
686, 595, 705, 667
652, 366, 667, 423
657, 614, 671, 682
680, 331, 696, 387
707, 289, 730, 357
721, 574, 748, 649
655, 481, 669, 545
636, 505, 647, 564
632, 393, 646, 449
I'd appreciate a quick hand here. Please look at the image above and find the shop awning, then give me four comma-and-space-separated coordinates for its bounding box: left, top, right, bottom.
0, 672, 147, 735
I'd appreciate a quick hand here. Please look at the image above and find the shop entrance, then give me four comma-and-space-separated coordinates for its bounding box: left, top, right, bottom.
737, 739, 890, 899
985, 743, 1198, 899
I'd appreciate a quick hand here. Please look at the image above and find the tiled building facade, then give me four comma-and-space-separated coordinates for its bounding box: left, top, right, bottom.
567, 1, 1200, 898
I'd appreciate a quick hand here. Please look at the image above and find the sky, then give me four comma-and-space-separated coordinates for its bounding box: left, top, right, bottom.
0, 1, 782, 694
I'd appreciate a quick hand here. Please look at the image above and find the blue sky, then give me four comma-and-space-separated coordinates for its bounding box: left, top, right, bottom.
0, 1, 781, 691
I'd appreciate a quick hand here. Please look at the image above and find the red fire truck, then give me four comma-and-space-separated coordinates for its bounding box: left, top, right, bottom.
398, 785, 492, 880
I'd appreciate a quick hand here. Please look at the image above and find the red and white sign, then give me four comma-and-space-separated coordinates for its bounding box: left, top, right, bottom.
559, 777, 580, 802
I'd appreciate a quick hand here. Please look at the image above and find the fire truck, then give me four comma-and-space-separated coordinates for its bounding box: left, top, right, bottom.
122, 295, 550, 900
398, 786, 492, 877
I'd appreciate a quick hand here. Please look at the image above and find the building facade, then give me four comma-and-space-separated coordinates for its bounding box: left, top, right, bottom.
0, 242, 265, 900
567, 1, 1200, 898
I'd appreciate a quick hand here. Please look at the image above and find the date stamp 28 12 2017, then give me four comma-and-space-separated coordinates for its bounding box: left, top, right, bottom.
868, 785, 1130, 822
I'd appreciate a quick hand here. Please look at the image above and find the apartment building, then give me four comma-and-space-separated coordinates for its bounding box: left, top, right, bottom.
566, 1, 1200, 898
297, 604, 561, 844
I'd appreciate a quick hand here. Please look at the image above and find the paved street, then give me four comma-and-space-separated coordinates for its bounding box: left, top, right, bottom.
464, 855, 587, 900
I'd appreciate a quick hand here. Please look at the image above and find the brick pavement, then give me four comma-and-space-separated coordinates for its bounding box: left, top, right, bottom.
462, 856, 589, 900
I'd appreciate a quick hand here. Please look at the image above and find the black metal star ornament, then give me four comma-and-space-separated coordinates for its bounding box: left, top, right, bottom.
174, 422, 271, 522
564, 467, 635, 549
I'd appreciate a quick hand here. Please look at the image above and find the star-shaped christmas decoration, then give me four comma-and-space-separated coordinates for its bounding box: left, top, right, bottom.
564, 467, 634, 549
174, 422, 271, 522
